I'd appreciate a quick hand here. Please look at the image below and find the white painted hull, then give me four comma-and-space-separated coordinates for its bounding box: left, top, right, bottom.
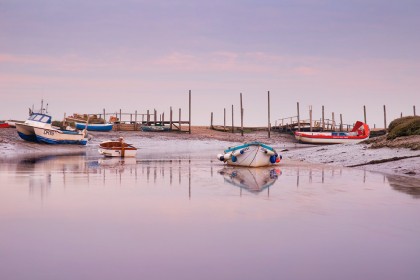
295, 134, 369, 144
226, 145, 278, 167
98, 148, 137, 157
34, 127, 88, 145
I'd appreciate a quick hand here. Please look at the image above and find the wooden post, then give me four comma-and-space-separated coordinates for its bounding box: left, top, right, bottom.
332, 112, 335, 131
414, 105, 416, 116
154, 109, 157, 125
240, 93, 244, 136
383, 105, 387, 130
210, 112, 213, 128
224, 108, 226, 132
340, 114, 343, 131
401, 112, 403, 118
119, 109, 122, 123
130, 113, 132, 123
322, 105, 325, 131
170, 107, 173, 130
189, 90, 191, 134
231, 104, 234, 133
309, 106, 313, 132
135, 110, 138, 130
62, 113, 66, 127
103, 108, 106, 122
297, 102, 300, 132
179, 108, 181, 131
147, 110, 150, 124
268, 91, 271, 138
363, 105, 367, 124
162, 112, 165, 124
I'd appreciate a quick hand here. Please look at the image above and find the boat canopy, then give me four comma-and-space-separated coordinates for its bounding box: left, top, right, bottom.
28, 113, 52, 124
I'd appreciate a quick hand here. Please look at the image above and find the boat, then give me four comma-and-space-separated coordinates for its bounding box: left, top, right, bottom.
98, 138, 137, 157
75, 122, 113, 132
141, 125, 170, 132
5, 120, 23, 128
33, 127, 88, 145
219, 167, 281, 193
16, 113, 54, 142
294, 121, 370, 144
217, 142, 281, 167
0, 121, 10, 128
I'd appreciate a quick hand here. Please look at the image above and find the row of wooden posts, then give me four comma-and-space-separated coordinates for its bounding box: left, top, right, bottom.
79, 91, 192, 133
210, 91, 417, 137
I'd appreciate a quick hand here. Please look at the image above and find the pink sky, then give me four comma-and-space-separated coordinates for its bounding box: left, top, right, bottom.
1, 0, 419, 127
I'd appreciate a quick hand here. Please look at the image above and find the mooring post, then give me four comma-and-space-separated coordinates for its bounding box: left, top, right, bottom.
322, 105, 325, 131
309, 106, 313, 132
154, 109, 157, 125
162, 112, 165, 124
401, 112, 403, 118
147, 110, 150, 124
170, 106, 173, 130
119, 109, 122, 123
231, 104, 234, 133
135, 110, 138, 130
340, 114, 343, 131
383, 105, 387, 130
224, 108, 226, 132
179, 108, 181, 131
210, 112, 213, 129
268, 91, 271, 138
363, 105, 367, 124
297, 102, 301, 132
332, 112, 335, 131
240, 93, 244, 136
103, 108, 106, 121
414, 105, 417, 116
189, 90, 191, 134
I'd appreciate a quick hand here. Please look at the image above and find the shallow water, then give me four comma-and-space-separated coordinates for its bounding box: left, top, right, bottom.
1, 150, 420, 280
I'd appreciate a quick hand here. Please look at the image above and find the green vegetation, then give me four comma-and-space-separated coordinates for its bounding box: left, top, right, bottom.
387, 116, 420, 140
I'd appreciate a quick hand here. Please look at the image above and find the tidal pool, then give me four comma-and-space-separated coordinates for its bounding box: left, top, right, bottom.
1, 153, 419, 280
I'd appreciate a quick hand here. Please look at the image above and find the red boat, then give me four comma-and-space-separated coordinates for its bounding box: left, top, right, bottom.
295, 121, 370, 144
0, 121, 10, 128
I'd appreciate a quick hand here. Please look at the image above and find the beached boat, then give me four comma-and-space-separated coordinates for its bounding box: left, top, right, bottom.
0, 121, 10, 128
75, 122, 113, 132
219, 167, 281, 193
33, 127, 88, 145
16, 113, 54, 142
217, 142, 281, 167
5, 120, 23, 128
141, 125, 170, 132
294, 121, 370, 144
98, 138, 137, 157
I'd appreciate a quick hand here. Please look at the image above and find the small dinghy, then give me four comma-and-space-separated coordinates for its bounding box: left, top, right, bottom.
217, 142, 281, 167
98, 137, 137, 157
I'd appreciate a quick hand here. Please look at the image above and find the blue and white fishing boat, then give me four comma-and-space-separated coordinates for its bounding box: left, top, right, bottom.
34, 127, 88, 145
217, 142, 282, 167
16, 113, 54, 142
75, 122, 113, 132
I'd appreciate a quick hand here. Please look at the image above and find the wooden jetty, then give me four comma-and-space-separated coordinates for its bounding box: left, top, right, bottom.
67, 91, 192, 133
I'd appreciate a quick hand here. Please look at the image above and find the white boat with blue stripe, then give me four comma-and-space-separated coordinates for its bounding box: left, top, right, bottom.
217, 142, 282, 167
16, 113, 53, 142
75, 122, 113, 132
34, 127, 88, 145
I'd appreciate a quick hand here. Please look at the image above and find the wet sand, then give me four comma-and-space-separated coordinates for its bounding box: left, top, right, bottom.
1, 126, 419, 178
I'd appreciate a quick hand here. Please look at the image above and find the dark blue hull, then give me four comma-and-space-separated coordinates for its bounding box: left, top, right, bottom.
17, 131, 38, 142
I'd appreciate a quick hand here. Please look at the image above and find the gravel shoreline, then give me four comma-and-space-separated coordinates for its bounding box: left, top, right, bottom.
1, 126, 419, 179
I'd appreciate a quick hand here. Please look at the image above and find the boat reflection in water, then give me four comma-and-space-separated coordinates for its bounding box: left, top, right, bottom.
219, 166, 281, 193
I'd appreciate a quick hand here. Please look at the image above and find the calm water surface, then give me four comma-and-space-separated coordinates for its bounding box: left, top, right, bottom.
1, 150, 420, 280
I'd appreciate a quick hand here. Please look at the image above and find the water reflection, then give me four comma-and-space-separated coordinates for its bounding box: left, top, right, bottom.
219, 167, 281, 194
386, 175, 420, 199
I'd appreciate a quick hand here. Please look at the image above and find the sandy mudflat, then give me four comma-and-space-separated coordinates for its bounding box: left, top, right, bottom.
1, 126, 419, 179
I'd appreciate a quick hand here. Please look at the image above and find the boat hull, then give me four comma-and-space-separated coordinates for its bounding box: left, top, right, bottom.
218, 142, 281, 167
141, 126, 170, 132
219, 167, 280, 193
98, 141, 137, 157
0, 123, 10, 128
34, 127, 88, 145
16, 123, 38, 142
75, 122, 113, 132
295, 132, 369, 144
